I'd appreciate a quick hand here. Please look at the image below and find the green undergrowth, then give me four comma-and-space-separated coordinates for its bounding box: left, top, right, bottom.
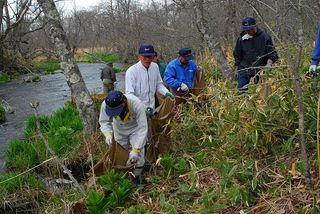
32, 61, 61, 74
0, 172, 45, 198
144, 67, 320, 212
76, 52, 121, 64
86, 170, 133, 214
5, 102, 84, 173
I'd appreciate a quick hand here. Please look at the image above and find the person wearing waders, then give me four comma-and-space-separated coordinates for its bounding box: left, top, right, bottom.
99, 90, 148, 185
100, 62, 116, 94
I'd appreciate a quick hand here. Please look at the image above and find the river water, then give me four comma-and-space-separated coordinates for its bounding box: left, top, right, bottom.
0, 63, 125, 173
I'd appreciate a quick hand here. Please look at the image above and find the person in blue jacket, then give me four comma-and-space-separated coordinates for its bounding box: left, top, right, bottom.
234, 17, 278, 92
164, 48, 198, 105
307, 29, 320, 77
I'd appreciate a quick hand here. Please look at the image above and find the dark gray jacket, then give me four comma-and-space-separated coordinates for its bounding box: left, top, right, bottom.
100, 65, 116, 82
233, 28, 278, 70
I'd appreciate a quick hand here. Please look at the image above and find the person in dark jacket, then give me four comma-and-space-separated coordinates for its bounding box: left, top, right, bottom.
234, 17, 278, 92
152, 51, 167, 79
100, 62, 116, 94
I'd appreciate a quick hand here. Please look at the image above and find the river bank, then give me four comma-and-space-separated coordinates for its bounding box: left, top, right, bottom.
0, 63, 125, 173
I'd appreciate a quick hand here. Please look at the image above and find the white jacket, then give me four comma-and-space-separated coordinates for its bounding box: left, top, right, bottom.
99, 94, 148, 150
125, 61, 168, 109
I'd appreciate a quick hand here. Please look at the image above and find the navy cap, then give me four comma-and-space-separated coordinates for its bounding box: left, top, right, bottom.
242, 17, 256, 31
105, 90, 125, 117
179, 48, 194, 61
139, 43, 156, 56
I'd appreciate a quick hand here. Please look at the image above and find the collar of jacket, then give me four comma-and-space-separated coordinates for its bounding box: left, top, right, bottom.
116, 102, 131, 122
240, 27, 262, 37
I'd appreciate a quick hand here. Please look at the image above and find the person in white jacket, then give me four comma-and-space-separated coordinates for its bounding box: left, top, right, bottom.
125, 43, 174, 111
99, 90, 148, 184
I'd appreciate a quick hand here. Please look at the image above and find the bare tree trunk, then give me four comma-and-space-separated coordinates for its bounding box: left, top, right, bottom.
36, 0, 98, 134
193, 0, 234, 80
0, 0, 6, 72
288, 0, 312, 189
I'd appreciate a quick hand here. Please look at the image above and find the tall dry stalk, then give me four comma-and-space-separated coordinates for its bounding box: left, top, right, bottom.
248, 0, 312, 189
317, 94, 320, 177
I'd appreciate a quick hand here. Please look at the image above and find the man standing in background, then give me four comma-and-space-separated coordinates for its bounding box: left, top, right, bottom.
152, 51, 167, 79
100, 62, 116, 94
233, 17, 278, 92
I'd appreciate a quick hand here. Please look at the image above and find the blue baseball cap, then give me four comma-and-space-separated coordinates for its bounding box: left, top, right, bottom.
179, 48, 194, 61
105, 90, 126, 117
242, 17, 256, 31
139, 43, 156, 56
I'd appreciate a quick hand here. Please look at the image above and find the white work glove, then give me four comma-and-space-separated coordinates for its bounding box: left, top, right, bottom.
126, 149, 140, 165
241, 34, 253, 40
103, 132, 113, 146
265, 59, 273, 70
309, 65, 317, 72
306, 65, 318, 78
178, 83, 189, 92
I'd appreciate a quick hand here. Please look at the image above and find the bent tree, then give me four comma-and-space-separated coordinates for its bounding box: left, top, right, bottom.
36, 0, 98, 133
193, 0, 234, 80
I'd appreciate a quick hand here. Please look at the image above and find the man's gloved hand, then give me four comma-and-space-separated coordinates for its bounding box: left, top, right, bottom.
306, 65, 318, 78
146, 107, 154, 118
264, 59, 273, 72
103, 132, 113, 146
180, 83, 189, 92
266, 59, 273, 68
241, 34, 253, 40
127, 148, 140, 165
165, 91, 175, 100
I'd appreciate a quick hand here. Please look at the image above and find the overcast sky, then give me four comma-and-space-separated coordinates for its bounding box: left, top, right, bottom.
60, 0, 153, 11
59, 0, 101, 11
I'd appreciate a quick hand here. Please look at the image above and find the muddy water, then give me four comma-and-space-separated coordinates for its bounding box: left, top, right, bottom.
0, 63, 125, 173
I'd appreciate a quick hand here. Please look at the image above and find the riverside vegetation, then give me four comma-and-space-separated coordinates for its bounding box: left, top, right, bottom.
0, 50, 319, 213
0, 51, 122, 83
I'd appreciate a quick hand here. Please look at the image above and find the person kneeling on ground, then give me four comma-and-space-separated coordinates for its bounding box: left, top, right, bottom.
99, 90, 148, 185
